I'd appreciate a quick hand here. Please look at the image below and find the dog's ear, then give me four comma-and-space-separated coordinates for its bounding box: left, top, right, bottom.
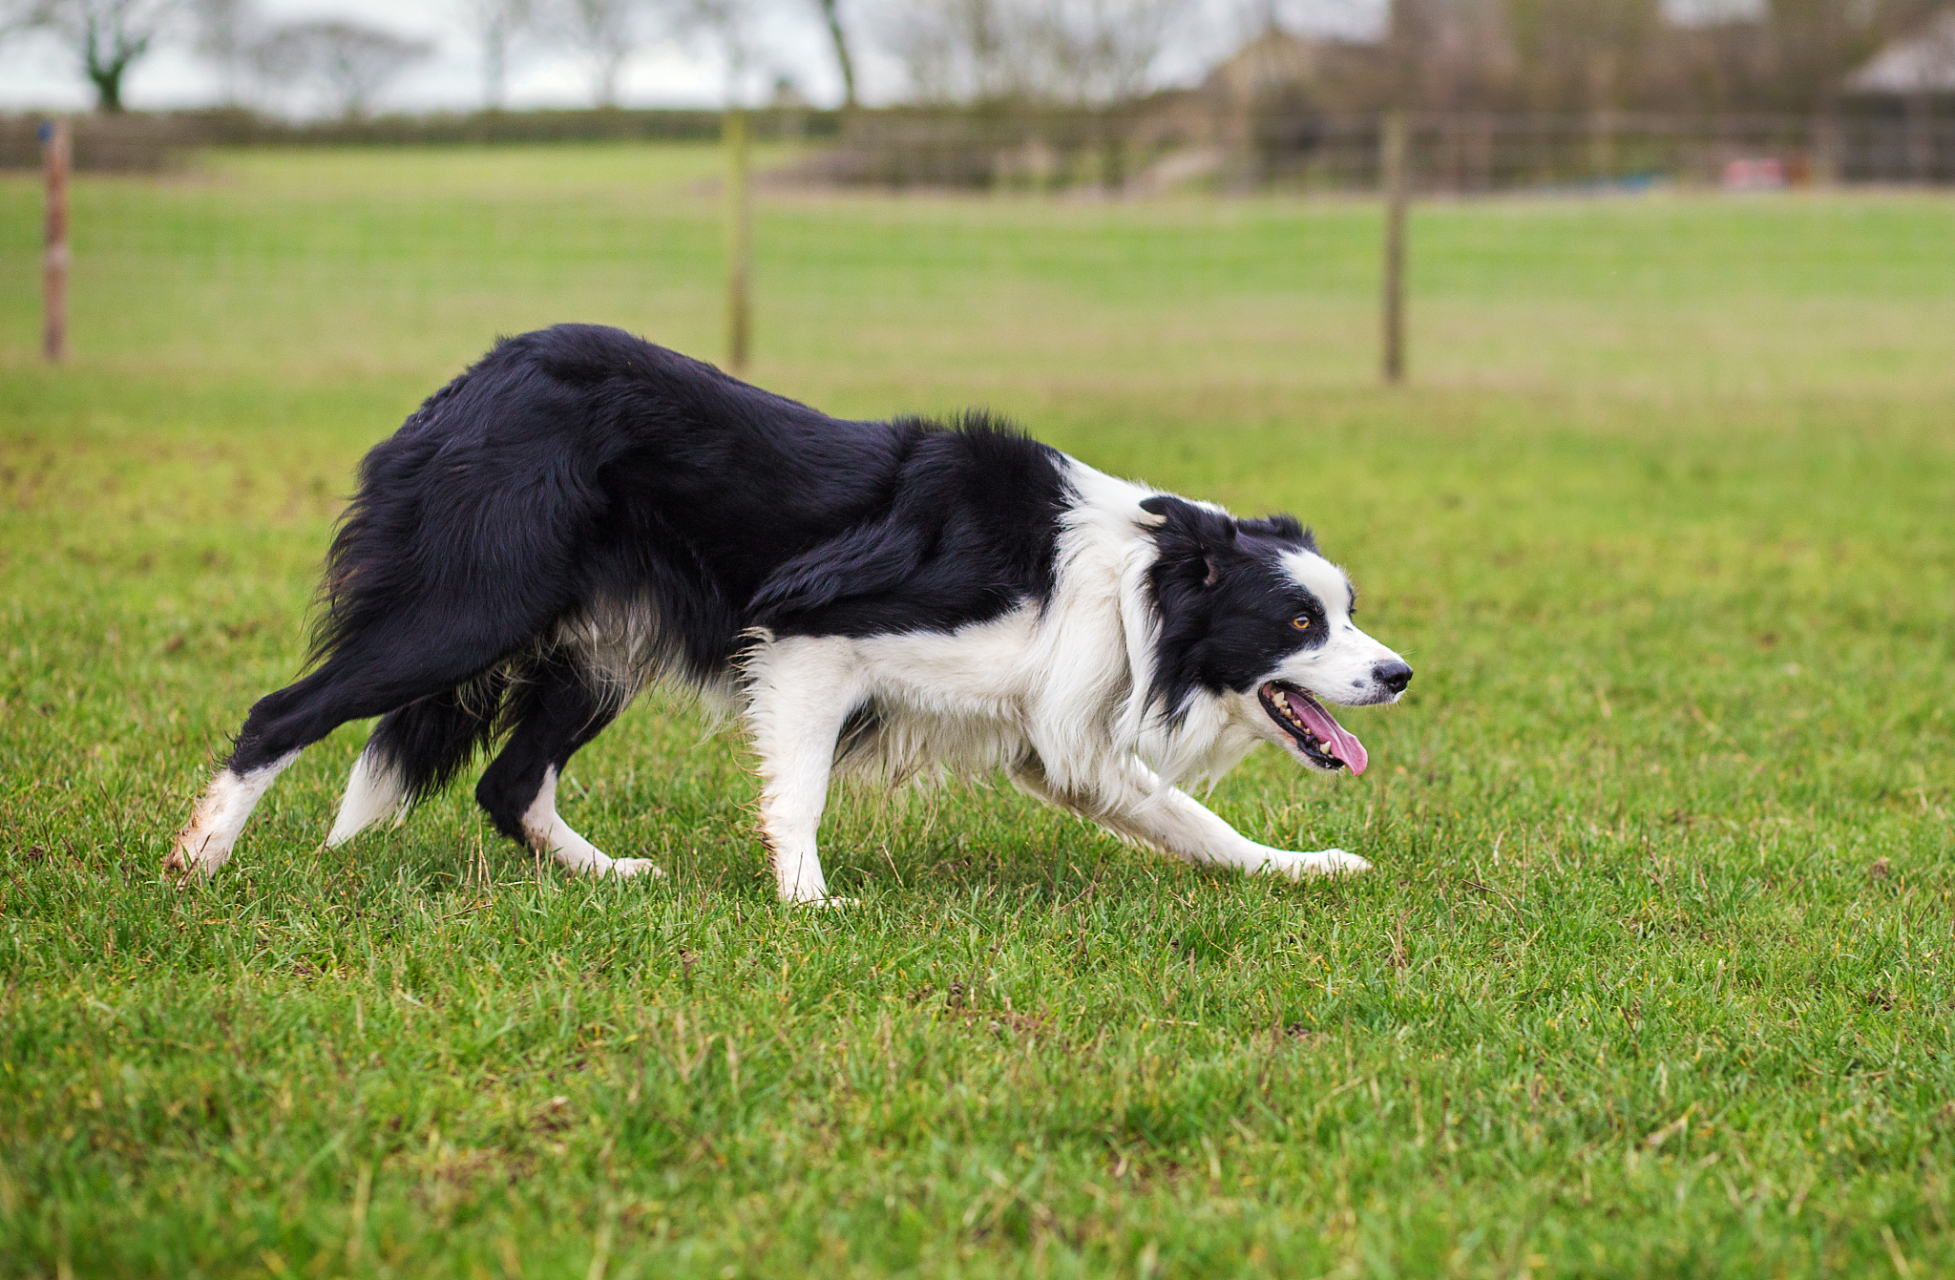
1141, 495, 1238, 587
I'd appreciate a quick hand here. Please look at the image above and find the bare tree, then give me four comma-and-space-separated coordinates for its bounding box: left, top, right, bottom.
2, 0, 41, 34
685, 0, 771, 97
190, 0, 255, 104
30, 0, 180, 112
876, 0, 1188, 104
457, 0, 534, 108
1030, 0, 1189, 102
254, 19, 432, 118
813, 0, 857, 108
878, 0, 1033, 102
559, 0, 653, 106
1496, 0, 1662, 111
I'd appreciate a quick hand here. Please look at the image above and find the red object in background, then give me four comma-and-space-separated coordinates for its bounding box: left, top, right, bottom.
1723, 157, 1787, 191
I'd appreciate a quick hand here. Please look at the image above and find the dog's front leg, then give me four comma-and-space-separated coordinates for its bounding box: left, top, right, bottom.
744, 636, 864, 905
1014, 756, 1369, 879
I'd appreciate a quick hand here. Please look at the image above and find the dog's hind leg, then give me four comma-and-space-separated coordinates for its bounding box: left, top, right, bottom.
1011, 755, 1370, 879
474, 658, 658, 880
166, 667, 360, 882
325, 745, 407, 847
169, 635, 525, 881
167, 749, 304, 882
741, 636, 864, 905
325, 692, 498, 848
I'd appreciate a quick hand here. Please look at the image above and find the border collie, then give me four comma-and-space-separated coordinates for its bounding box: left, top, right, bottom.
167, 325, 1412, 902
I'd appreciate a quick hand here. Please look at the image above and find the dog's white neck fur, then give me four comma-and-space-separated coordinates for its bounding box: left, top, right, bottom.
774, 461, 1243, 796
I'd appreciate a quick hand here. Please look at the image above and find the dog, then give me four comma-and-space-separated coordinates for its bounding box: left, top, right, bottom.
167, 325, 1413, 903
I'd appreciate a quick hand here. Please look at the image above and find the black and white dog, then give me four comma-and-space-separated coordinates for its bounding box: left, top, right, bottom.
168, 325, 1413, 902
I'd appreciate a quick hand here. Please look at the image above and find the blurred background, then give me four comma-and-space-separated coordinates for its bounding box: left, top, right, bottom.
2, 0, 1953, 395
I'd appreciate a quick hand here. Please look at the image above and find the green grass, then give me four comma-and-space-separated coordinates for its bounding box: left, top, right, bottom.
2, 144, 1954, 1278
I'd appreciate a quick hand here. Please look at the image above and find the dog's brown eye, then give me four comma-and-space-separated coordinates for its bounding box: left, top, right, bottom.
1291, 615, 1311, 632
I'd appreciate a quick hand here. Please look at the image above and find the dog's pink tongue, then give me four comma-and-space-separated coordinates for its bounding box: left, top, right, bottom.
1286, 690, 1368, 775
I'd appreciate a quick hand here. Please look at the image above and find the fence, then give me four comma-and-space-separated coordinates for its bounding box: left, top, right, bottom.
5, 115, 1953, 399
8, 105, 1955, 188
817, 108, 1955, 193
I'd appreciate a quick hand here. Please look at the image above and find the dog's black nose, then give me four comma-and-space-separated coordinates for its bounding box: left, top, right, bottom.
1374, 661, 1413, 695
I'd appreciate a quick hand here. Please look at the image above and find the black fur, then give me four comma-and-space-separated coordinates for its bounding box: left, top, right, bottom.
1139, 495, 1329, 720
222, 325, 1069, 839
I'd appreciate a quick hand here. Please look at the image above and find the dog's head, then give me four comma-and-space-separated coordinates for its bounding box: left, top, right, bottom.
1140, 495, 1411, 775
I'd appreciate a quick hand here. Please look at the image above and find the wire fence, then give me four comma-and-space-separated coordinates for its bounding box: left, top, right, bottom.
4, 123, 1954, 400
819, 108, 1955, 193
8, 106, 1955, 188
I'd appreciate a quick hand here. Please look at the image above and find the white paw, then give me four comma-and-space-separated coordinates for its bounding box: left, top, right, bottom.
780, 886, 856, 907
162, 835, 223, 884
601, 858, 663, 880
1258, 849, 1371, 880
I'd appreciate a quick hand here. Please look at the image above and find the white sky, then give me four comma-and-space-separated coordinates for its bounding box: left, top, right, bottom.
0, 0, 1394, 114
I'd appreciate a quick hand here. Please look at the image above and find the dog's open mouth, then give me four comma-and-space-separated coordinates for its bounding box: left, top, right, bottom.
1258, 682, 1369, 775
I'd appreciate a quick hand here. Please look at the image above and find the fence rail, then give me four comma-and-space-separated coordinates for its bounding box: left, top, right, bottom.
820, 108, 1955, 193
6, 106, 1955, 191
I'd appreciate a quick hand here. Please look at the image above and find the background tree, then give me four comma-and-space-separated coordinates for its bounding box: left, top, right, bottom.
813, 0, 856, 109
1384, 0, 1514, 110
1752, 0, 1944, 113
30, 0, 180, 112
558, 0, 651, 107
1030, 0, 1191, 103
457, 0, 534, 109
877, 0, 1189, 104
190, 0, 255, 104
877, 0, 1037, 102
1, 0, 40, 35
253, 18, 432, 118
1497, 0, 1662, 110
686, 0, 769, 98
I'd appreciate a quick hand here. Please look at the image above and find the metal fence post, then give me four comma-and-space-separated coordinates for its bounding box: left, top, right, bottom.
41, 118, 70, 363
1380, 110, 1408, 385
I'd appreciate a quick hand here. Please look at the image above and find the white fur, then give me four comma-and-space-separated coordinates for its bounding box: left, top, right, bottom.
734, 458, 1403, 903
165, 751, 299, 880
521, 765, 661, 879
325, 747, 406, 847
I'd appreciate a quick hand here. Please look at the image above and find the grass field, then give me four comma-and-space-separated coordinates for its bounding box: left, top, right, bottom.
2, 145, 1954, 1278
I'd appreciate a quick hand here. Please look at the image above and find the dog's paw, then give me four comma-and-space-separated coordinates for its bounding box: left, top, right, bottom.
601, 858, 664, 880
161, 836, 219, 886
1259, 849, 1371, 880
779, 887, 856, 908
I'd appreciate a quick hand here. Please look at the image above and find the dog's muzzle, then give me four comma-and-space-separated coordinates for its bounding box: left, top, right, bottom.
1258, 682, 1369, 774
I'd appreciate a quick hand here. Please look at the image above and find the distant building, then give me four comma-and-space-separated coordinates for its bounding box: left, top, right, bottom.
1845, 10, 1955, 95
1844, 9, 1955, 183
1197, 24, 1384, 117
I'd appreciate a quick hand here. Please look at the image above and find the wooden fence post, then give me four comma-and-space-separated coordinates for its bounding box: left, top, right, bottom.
725, 105, 752, 375
41, 118, 70, 363
1380, 110, 1408, 385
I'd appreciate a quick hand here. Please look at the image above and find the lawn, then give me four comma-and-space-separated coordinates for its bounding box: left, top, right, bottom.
1, 145, 1953, 1278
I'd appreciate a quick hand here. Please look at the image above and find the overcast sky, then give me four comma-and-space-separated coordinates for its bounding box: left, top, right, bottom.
0, 0, 1396, 114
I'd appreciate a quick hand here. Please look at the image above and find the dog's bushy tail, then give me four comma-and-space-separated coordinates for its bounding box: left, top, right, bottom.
362, 667, 524, 804
311, 361, 554, 805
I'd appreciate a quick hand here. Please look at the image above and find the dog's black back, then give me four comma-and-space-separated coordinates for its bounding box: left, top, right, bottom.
231, 325, 1068, 835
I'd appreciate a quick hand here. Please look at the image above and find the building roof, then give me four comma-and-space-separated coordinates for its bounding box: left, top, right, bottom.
1847, 10, 1955, 94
